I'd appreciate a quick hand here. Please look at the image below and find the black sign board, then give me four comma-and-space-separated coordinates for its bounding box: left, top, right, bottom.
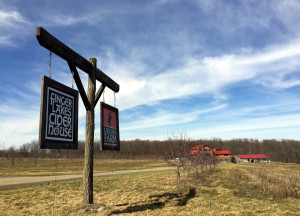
100, 102, 120, 151
39, 75, 78, 149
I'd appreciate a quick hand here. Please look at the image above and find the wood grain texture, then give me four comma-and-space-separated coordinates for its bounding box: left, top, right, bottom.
82, 58, 96, 204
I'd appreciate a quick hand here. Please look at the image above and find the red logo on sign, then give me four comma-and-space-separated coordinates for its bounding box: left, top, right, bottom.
103, 108, 117, 128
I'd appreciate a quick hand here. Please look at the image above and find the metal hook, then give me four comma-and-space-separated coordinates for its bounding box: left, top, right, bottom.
103, 89, 105, 103
114, 92, 116, 107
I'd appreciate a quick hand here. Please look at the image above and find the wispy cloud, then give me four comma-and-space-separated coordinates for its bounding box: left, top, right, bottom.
104, 39, 300, 112
190, 113, 300, 139
0, 9, 30, 46
122, 104, 227, 131
0, 10, 27, 27
0, 99, 40, 146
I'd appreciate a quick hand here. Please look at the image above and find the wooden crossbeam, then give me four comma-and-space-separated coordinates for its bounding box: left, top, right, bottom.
36, 27, 119, 93
68, 62, 91, 110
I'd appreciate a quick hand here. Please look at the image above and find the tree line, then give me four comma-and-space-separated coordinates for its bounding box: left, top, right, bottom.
122, 138, 300, 163
1, 138, 300, 165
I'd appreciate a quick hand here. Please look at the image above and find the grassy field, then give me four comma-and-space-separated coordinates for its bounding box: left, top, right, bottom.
0, 158, 166, 176
0, 162, 299, 215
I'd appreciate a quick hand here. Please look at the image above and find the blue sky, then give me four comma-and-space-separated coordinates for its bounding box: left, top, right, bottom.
1, 0, 300, 148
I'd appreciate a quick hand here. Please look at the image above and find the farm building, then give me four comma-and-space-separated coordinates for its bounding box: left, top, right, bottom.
187, 145, 213, 156
212, 148, 232, 162
187, 145, 232, 162
231, 154, 269, 163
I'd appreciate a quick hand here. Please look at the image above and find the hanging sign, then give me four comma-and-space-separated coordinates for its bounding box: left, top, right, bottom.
100, 102, 120, 151
39, 75, 78, 149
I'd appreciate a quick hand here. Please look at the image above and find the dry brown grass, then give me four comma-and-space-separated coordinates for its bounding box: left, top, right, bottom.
0, 163, 299, 215
0, 158, 166, 176
243, 163, 300, 199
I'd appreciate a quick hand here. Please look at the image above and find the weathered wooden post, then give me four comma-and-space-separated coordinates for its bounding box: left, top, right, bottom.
83, 58, 97, 204
36, 27, 119, 205
83, 58, 96, 203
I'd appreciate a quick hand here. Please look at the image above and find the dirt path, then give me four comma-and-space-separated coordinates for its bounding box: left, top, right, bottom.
0, 167, 174, 190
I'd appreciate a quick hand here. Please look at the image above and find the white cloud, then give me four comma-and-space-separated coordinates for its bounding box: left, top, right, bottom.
0, 102, 40, 147
273, 0, 300, 35
105, 39, 300, 112
190, 113, 300, 139
0, 10, 26, 27
0, 9, 30, 46
36, 3, 139, 27
44, 13, 103, 27
121, 104, 227, 131
0, 35, 13, 46
119, 98, 300, 141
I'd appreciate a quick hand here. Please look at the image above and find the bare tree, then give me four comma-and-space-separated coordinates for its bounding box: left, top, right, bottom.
29, 140, 41, 166
163, 133, 191, 183
5, 146, 18, 166
0, 141, 5, 159
19, 143, 30, 159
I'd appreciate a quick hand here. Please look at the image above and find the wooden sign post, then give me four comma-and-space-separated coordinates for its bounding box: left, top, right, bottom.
36, 27, 119, 204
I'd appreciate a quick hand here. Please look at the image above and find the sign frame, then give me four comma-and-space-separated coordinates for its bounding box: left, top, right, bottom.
100, 102, 120, 151
39, 75, 79, 149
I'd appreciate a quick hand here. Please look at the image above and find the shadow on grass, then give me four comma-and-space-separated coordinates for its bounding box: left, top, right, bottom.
177, 188, 196, 206
110, 188, 196, 215
109, 202, 165, 215
149, 192, 181, 201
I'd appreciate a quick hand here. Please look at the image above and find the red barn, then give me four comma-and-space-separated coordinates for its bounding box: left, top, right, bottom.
212, 148, 232, 162
187, 145, 231, 162
232, 154, 268, 163
187, 145, 213, 156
